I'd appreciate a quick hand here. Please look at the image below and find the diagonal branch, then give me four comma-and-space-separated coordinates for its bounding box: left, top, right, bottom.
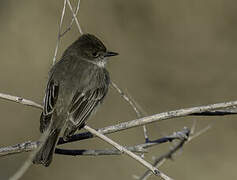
83, 125, 173, 180
139, 135, 188, 180
66, 0, 83, 35
60, 0, 81, 37
110, 81, 149, 141
139, 139, 186, 180
139, 125, 211, 180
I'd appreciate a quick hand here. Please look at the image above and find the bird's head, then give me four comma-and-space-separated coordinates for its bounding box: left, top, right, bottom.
71, 34, 118, 67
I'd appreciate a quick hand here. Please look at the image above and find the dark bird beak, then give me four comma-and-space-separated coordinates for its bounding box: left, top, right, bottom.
104, 51, 119, 57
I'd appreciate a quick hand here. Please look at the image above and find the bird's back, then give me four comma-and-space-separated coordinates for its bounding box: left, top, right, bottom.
50, 56, 109, 112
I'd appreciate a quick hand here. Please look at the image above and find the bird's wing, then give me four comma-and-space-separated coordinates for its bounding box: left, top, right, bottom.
40, 79, 59, 133
63, 87, 107, 138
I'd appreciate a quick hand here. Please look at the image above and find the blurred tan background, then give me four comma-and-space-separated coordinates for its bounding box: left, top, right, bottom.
0, 0, 237, 179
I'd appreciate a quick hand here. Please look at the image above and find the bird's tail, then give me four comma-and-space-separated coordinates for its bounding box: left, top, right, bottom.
33, 128, 61, 167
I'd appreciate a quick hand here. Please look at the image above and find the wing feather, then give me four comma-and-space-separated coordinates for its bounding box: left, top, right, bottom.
40, 80, 59, 133
63, 88, 107, 138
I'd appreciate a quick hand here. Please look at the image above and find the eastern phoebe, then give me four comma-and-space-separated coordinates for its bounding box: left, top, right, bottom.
33, 34, 118, 166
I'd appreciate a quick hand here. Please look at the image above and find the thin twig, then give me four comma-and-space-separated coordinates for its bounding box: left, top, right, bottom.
66, 0, 83, 35
0, 93, 42, 109
60, 0, 81, 37
53, 0, 81, 65
188, 124, 212, 141
139, 139, 186, 180
83, 125, 173, 180
110, 81, 143, 117
139, 125, 211, 180
110, 81, 149, 141
52, 0, 67, 65
190, 119, 197, 135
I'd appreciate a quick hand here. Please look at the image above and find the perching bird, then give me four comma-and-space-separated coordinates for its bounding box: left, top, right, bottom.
33, 34, 118, 166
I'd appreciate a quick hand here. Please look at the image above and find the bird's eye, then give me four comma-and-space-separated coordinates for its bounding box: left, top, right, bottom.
92, 52, 99, 57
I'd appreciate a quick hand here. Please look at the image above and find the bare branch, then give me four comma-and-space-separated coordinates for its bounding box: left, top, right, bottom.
111, 81, 149, 141
190, 119, 197, 135
55, 148, 146, 156
57, 100, 237, 145
139, 125, 211, 180
53, 0, 82, 65
52, 0, 67, 65
191, 109, 237, 116
83, 125, 173, 180
110, 81, 143, 117
139, 139, 186, 180
188, 124, 212, 141
0, 141, 39, 157
0, 143, 146, 157
0, 92, 42, 109
1, 91, 236, 119
66, 0, 83, 35
140, 136, 188, 180
60, 0, 81, 37
2, 88, 219, 180
0, 128, 190, 157
0, 91, 236, 145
